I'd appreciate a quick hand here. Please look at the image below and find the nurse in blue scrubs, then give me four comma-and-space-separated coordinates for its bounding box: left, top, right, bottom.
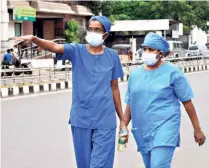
15, 16, 128, 168
124, 32, 206, 168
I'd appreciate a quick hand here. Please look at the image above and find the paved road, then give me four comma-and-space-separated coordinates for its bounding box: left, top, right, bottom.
1, 71, 209, 168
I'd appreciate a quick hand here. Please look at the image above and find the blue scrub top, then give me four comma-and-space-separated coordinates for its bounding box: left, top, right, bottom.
125, 62, 194, 154
63, 43, 124, 129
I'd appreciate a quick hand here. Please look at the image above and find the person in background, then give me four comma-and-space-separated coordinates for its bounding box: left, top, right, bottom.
15, 15, 128, 168
2, 49, 13, 65
124, 32, 206, 168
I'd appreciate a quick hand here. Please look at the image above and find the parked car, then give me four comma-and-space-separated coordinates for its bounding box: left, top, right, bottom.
188, 44, 209, 56
167, 41, 189, 59
187, 45, 202, 56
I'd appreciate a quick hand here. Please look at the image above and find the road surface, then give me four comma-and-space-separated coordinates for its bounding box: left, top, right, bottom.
1, 71, 209, 168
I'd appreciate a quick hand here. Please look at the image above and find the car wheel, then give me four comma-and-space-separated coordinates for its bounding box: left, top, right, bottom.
14, 71, 21, 76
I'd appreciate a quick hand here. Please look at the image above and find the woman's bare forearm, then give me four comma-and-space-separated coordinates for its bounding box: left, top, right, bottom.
124, 104, 131, 126
183, 100, 201, 131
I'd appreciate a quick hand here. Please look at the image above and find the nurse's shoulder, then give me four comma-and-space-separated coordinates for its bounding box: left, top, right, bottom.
128, 65, 145, 79
165, 62, 186, 81
105, 47, 120, 58
165, 62, 183, 73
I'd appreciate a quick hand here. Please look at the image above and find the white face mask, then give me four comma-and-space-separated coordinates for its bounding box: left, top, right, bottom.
85, 32, 105, 47
142, 52, 160, 66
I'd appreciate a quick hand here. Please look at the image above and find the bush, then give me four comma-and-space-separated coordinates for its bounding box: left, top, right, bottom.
64, 20, 80, 43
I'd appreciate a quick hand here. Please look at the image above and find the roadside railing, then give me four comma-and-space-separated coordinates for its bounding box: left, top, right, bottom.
0, 66, 72, 87
17, 38, 66, 59
1, 55, 209, 87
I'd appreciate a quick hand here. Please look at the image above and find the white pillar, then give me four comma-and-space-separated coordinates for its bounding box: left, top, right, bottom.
130, 37, 136, 64
163, 30, 166, 40
0, 0, 9, 53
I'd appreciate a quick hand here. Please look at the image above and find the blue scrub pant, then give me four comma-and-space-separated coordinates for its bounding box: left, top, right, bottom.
71, 126, 116, 168
141, 146, 175, 168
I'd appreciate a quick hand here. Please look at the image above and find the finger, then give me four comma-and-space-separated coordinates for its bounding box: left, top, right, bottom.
121, 135, 128, 141
123, 137, 129, 143
194, 136, 198, 142
197, 138, 205, 146
200, 138, 206, 145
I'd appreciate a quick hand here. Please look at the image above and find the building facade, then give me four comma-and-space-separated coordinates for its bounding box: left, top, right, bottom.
1, 0, 93, 53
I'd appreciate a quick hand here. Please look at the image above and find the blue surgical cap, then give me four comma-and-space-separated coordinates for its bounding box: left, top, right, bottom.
141, 32, 169, 54
89, 16, 112, 33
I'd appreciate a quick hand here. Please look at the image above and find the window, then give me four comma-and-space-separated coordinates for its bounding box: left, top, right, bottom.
179, 43, 184, 48
15, 23, 21, 37
189, 45, 199, 50
173, 43, 177, 49
176, 43, 180, 48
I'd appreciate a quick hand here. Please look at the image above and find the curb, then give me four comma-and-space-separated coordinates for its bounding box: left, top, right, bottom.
182, 64, 209, 73
1, 81, 72, 98
1, 64, 209, 98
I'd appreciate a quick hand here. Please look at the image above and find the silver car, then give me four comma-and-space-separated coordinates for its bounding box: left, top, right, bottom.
188, 44, 209, 56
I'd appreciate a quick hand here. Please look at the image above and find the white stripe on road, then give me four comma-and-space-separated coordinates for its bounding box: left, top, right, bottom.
2, 71, 209, 101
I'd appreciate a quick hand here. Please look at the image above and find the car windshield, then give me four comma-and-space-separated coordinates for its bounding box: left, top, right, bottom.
189, 46, 199, 50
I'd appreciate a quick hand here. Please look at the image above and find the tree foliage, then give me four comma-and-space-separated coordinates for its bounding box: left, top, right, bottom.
85, 1, 209, 32
64, 20, 80, 43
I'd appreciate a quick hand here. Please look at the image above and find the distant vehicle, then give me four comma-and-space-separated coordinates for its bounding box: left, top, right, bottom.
1, 40, 32, 76
112, 44, 132, 66
52, 53, 72, 71
1, 58, 32, 76
187, 44, 209, 56
167, 41, 189, 58
187, 45, 202, 56
200, 43, 209, 56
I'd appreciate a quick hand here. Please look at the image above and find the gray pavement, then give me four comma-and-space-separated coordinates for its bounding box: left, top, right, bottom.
1, 71, 209, 168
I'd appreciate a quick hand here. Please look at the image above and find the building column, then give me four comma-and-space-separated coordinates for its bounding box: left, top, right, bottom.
130, 37, 136, 64
0, 0, 9, 53
163, 30, 166, 40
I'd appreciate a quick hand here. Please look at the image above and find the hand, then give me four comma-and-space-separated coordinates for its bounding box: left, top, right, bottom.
14, 35, 34, 44
194, 128, 206, 146
119, 120, 129, 143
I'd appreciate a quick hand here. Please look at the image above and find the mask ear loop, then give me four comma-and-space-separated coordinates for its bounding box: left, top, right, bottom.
102, 32, 108, 40
157, 51, 164, 58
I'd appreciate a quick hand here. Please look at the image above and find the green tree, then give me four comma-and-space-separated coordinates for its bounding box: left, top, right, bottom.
64, 20, 80, 43
84, 1, 209, 32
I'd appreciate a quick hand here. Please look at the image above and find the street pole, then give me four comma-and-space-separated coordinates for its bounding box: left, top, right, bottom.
0, 0, 9, 53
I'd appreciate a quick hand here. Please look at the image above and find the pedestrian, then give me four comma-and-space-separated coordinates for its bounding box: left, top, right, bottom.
123, 32, 206, 168
15, 15, 128, 168
10, 48, 19, 64
2, 49, 13, 65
